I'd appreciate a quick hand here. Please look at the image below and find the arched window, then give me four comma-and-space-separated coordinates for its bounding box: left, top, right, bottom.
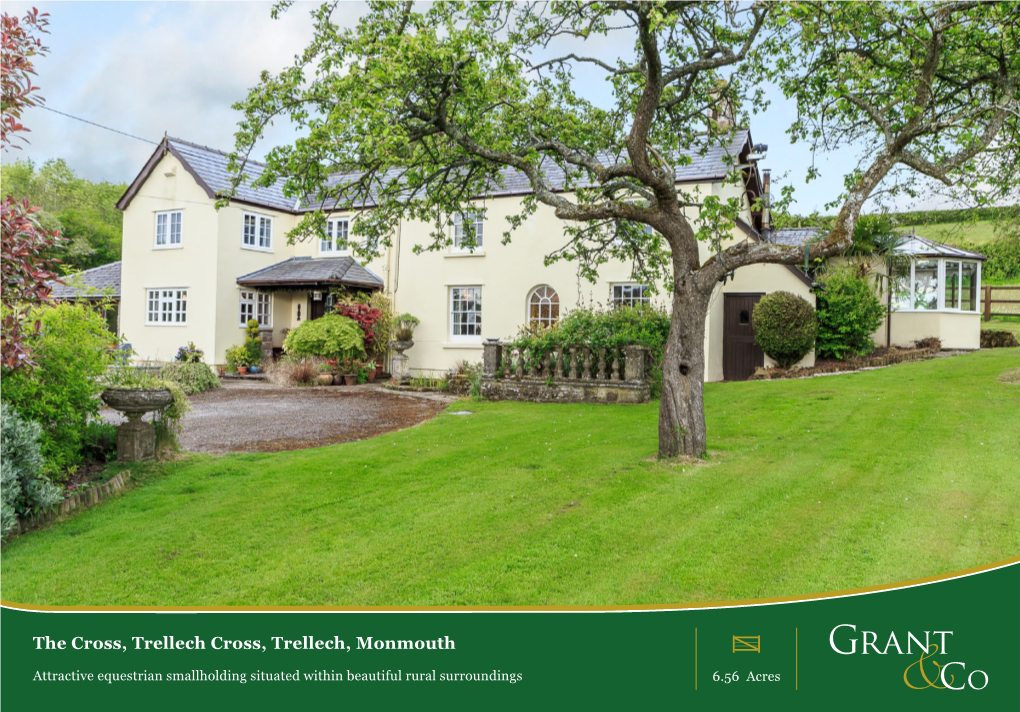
528, 286, 560, 329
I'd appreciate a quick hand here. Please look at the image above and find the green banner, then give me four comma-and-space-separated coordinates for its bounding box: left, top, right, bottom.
2, 560, 1017, 709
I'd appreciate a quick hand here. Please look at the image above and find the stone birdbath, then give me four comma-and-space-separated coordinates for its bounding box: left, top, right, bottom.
389, 339, 414, 381
101, 388, 173, 462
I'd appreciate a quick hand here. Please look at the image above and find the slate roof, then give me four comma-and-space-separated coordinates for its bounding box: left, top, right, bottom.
772, 227, 823, 247
119, 131, 753, 214
167, 138, 296, 212
236, 256, 384, 290
48, 261, 122, 299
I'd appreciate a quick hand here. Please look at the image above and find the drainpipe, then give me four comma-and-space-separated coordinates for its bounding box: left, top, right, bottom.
886, 269, 892, 347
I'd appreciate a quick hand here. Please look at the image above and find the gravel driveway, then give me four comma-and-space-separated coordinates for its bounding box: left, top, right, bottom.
103, 382, 455, 454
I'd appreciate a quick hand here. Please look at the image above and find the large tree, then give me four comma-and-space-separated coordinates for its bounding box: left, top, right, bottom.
227, 1, 1019, 458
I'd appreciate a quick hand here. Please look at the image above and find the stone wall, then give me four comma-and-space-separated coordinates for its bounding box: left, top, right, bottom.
481, 341, 650, 404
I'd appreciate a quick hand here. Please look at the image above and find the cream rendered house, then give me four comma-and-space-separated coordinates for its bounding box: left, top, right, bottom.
115, 132, 980, 382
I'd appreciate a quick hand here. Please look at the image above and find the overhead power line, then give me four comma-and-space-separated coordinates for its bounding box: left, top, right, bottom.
37, 105, 158, 145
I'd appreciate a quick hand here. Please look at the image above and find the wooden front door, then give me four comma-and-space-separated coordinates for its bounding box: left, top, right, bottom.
723, 293, 765, 381
309, 297, 327, 320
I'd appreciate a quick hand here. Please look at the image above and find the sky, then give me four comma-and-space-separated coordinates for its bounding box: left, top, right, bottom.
2, 1, 941, 215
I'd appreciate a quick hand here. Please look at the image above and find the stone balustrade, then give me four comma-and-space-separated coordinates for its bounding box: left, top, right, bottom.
481, 341, 650, 404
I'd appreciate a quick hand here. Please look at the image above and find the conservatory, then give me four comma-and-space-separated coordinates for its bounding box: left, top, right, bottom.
887, 236, 985, 350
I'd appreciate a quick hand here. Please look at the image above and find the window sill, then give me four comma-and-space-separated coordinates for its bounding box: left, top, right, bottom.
144, 323, 188, 327
446, 250, 485, 258
442, 342, 484, 349
153, 245, 183, 251
242, 245, 274, 254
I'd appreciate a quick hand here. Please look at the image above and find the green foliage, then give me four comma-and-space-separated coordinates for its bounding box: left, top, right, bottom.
0, 404, 63, 538
0, 158, 126, 272
846, 214, 903, 257
508, 305, 671, 396
174, 342, 204, 363
160, 361, 221, 395
964, 233, 1020, 283
283, 314, 366, 361
1, 302, 114, 474
752, 292, 818, 369
393, 313, 420, 342
225, 344, 252, 370
815, 267, 887, 360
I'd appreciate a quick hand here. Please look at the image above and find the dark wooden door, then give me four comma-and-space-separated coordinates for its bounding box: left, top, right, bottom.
309, 298, 326, 320
723, 293, 765, 381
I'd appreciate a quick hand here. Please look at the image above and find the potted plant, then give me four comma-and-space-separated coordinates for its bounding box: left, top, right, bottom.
337, 357, 358, 386
317, 362, 334, 386
391, 313, 419, 352
225, 345, 250, 374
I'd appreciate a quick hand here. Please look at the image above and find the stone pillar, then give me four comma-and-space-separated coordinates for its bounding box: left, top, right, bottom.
482, 341, 503, 377
117, 414, 156, 462
624, 345, 647, 383
391, 352, 410, 381
259, 329, 274, 361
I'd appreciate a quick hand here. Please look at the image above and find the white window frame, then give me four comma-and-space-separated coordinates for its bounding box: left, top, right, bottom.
527, 285, 560, 329
154, 210, 183, 250
242, 212, 274, 252
452, 211, 485, 253
450, 286, 483, 342
145, 288, 189, 326
891, 258, 981, 313
611, 283, 651, 307
239, 290, 272, 328
320, 217, 352, 255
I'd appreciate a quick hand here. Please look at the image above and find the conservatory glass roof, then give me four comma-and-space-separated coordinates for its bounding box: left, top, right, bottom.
893, 235, 986, 260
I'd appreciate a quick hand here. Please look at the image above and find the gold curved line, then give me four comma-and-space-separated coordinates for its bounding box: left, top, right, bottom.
3, 555, 1018, 613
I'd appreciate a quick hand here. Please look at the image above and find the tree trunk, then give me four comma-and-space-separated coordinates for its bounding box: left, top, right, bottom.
658, 281, 710, 459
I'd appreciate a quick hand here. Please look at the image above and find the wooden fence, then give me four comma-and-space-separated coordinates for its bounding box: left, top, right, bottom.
983, 286, 1020, 320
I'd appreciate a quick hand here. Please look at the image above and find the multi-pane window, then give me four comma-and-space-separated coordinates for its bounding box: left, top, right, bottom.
450, 287, 482, 341
893, 259, 980, 312
453, 212, 484, 251
239, 290, 272, 327
612, 284, 651, 307
528, 286, 560, 329
145, 288, 188, 325
155, 211, 182, 248
320, 218, 350, 253
243, 213, 273, 250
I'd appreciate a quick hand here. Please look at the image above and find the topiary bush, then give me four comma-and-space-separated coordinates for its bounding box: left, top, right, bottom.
1, 404, 63, 538
752, 291, 818, 369
283, 314, 366, 361
815, 266, 887, 359
160, 361, 221, 394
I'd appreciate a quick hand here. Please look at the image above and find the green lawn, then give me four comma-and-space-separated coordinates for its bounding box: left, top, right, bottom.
899, 220, 998, 245
3, 350, 1018, 607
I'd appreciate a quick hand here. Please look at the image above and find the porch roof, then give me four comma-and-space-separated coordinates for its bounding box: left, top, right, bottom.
236, 256, 384, 291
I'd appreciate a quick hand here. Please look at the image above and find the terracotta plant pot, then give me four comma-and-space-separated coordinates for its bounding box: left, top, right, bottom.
343, 373, 356, 386
237, 366, 249, 375
318, 373, 334, 386
374, 361, 384, 378
367, 369, 376, 383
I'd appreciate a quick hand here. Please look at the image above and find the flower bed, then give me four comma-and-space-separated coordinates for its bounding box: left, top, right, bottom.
749, 346, 940, 380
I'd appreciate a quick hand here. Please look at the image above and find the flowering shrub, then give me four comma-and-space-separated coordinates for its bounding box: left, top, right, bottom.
174, 341, 204, 363
335, 302, 383, 353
